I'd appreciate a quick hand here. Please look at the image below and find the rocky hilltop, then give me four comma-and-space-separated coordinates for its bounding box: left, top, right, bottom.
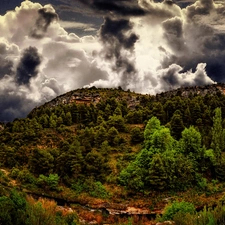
157, 83, 225, 98
29, 83, 225, 116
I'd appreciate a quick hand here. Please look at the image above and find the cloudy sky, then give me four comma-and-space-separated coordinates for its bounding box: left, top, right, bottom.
0, 0, 224, 121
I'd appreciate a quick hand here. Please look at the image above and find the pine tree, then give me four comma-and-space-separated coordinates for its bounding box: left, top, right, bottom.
170, 110, 185, 140
211, 108, 223, 159
148, 154, 167, 190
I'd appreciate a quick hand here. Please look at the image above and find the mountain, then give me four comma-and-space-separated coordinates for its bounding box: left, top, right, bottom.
1, 84, 225, 224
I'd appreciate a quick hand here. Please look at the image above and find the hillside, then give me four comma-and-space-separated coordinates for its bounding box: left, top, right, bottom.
2, 84, 225, 224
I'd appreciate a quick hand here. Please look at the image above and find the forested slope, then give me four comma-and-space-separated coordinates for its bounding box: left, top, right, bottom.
1, 85, 225, 224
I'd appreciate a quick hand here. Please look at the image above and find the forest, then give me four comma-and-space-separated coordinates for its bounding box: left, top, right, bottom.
2, 85, 225, 224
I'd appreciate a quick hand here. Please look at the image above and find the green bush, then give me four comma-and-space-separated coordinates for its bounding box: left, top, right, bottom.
37, 174, 60, 191
17, 169, 36, 184
161, 201, 196, 221
71, 179, 109, 199
90, 181, 109, 199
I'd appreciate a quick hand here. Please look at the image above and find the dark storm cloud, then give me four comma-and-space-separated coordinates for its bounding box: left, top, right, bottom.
161, 27, 225, 83
0, 92, 34, 122
16, 47, 42, 85
100, 17, 138, 88
159, 63, 213, 92
0, 56, 14, 79
30, 6, 58, 39
77, 0, 146, 16
100, 17, 138, 52
162, 16, 186, 53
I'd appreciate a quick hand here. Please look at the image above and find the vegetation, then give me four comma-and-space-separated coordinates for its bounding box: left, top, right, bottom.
2, 85, 225, 224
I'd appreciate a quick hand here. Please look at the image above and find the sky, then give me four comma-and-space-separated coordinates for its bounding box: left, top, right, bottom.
0, 0, 224, 121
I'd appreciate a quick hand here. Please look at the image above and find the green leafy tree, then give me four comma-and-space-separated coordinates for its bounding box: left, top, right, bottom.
148, 127, 174, 154
144, 116, 162, 149
180, 126, 202, 161
0, 190, 27, 225
119, 162, 144, 191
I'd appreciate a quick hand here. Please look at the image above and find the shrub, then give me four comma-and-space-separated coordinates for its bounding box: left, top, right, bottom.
90, 181, 109, 199
161, 201, 196, 221
17, 169, 36, 184
37, 174, 60, 191
71, 179, 110, 199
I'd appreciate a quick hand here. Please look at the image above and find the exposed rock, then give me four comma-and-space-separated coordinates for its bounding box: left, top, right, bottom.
156, 221, 175, 225
107, 206, 151, 215
56, 206, 74, 214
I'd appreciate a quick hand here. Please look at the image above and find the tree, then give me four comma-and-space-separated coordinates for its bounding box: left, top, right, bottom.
49, 114, 57, 128
85, 150, 110, 181
39, 114, 49, 128
211, 107, 224, 159
0, 190, 27, 225
95, 126, 107, 147
64, 112, 72, 126
130, 127, 144, 144
190, 99, 201, 125
144, 116, 162, 149
114, 106, 122, 116
57, 139, 84, 178
100, 140, 111, 157
180, 126, 202, 161
104, 104, 112, 120
151, 102, 165, 123
148, 127, 174, 154
56, 116, 63, 126
164, 100, 175, 122
183, 107, 192, 127
170, 110, 185, 140
107, 126, 119, 146
119, 162, 144, 191
148, 153, 167, 190
0, 144, 16, 168
29, 148, 54, 175
107, 114, 126, 132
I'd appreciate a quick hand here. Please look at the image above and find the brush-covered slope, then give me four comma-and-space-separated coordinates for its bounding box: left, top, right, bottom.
1, 84, 225, 224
